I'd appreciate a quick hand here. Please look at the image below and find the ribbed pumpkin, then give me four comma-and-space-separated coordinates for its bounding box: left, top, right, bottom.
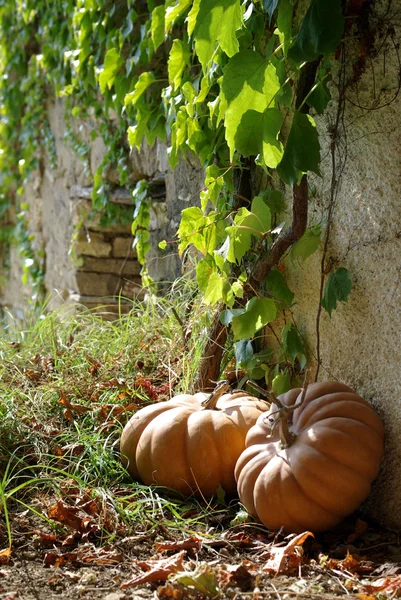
120, 382, 268, 497
235, 382, 384, 533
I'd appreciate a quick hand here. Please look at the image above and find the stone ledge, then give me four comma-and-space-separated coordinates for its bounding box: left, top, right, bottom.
79, 256, 141, 276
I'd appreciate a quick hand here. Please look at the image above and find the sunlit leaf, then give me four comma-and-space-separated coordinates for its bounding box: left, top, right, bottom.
168, 39, 191, 89
151, 5, 165, 50
98, 48, 123, 93
231, 297, 276, 340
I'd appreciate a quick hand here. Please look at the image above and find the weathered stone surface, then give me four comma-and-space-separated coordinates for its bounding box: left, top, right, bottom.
79, 256, 141, 275
112, 237, 136, 258
74, 231, 112, 258
72, 199, 132, 234
74, 272, 142, 297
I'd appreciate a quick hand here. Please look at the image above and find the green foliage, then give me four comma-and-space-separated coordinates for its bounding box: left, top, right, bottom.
321, 267, 353, 317
0, 0, 352, 388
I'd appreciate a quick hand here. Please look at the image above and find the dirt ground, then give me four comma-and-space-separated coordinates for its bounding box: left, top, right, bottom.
1, 508, 401, 600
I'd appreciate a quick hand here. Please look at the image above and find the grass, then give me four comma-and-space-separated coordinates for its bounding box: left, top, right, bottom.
0, 288, 235, 549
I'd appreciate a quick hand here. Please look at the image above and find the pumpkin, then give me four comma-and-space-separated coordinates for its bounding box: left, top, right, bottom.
120, 381, 268, 497
235, 381, 384, 533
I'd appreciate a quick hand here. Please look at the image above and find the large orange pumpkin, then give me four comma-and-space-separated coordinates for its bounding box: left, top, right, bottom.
235, 382, 384, 533
120, 382, 268, 497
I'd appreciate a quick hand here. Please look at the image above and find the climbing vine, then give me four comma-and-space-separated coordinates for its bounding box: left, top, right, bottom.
0, 0, 359, 386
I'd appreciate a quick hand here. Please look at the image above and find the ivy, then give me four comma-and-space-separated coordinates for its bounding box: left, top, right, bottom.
0, 0, 353, 388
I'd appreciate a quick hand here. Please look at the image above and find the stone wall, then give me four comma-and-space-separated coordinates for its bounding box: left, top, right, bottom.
0, 99, 202, 317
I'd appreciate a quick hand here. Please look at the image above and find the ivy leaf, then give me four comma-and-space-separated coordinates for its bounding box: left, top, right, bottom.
281, 323, 306, 366
165, 0, 192, 32
193, 0, 242, 73
259, 189, 286, 214
187, 0, 202, 36
124, 72, 155, 106
168, 39, 191, 89
288, 0, 345, 63
204, 271, 231, 305
276, 0, 293, 55
151, 5, 165, 50
221, 51, 280, 158
307, 69, 331, 114
231, 297, 276, 341
235, 340, 254, 367
321, 268, 352, 317
98, 48, 123, 94
291, 224, 321, 261
277, 112, 321, 185
250, 196, 271, 233
263, 0, 279, 23
267, 267, 294, 306
272, 372, 291, 395
235, 108, 284, 168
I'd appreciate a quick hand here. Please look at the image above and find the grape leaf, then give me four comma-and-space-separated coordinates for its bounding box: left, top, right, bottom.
196, 257, 214, 291
267, 267, 294, 306
250, 196, 271, 233
234, 108, 284, 168
288, 0, 345, 63
124, 72, 155, 106
193, 0, 242, 73
321, 268, 352, 317
307, 68, 331, 114
168, 39, 191, 89
151, 5, 165, 50
291, 225, 321, 261
259, 189, 286, 214
98, 48, 123, 93
231, 297, 276, 341
277, 111, 321, 185
221, 51, 280, 158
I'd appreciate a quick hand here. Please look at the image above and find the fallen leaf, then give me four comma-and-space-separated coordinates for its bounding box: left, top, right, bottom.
47, 499, 99, 539
263, 531, 314, 574
121, 550, 186, 589
155, 537, 202, 553
172, 564, 221, 598
59, 391, 90, 421
325, 550, 374, 575
360, 575, 401, 596
218, 562, 254, 591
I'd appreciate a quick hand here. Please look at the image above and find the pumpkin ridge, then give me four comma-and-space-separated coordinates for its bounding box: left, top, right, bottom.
288, 441, 369, 517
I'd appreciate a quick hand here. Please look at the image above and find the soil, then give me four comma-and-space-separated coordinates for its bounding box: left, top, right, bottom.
1, 508, 401, 600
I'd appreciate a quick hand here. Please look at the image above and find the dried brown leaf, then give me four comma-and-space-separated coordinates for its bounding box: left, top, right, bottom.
121, 550, 186, 589
263, 531, 314, 574
0, 548, 11, 565
155, 537, 202, 552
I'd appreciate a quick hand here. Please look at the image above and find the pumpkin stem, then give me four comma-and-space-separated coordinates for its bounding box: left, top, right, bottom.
201, 380, 231, 410
266, 382, 310, 448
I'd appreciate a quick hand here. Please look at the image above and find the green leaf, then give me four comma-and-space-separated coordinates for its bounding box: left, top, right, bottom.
277, 111, 321, 185
196, 257, 214, 291
263, 0, 279, 23
168, 39, 191, 89
267, 267, 294, 306
158, 240, 167, 250
288, 0, 345, 63
98, 48, 123, 94
276, 0, 293, 55
272, 372, 291, 395
151, 5, 165, 50
291, 224, 321, 261
321, 267, 352, 317
166, 0, 192, 31
124, 72, 155, 106
235, 339, 254, 367
234, 108, 284, 168
187, 0, 202, 36
307, 69, 331, 114
250, 196, 271, 233
260, 189, 286, 214
281, 323, 306, 366
231, 297, 276, 341
204, 271, 233, 305
221, 51, 280, 159
193, 0, 242, 73
173, 565, 220, 599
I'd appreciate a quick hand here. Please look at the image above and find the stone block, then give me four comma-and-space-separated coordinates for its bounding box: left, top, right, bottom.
79, 257, 141, 276
72, 199, 132, 234
112, 237, 136, 258
74, 231, 112, 258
